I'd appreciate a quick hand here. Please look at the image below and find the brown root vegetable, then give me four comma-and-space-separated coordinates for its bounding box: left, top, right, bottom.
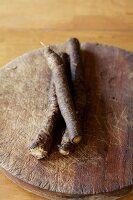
29, 80, 59, 159
58, 53, 72, 156
59, 38, 86, 155
58, 131, 71, 156
44, 47, 81, 144
29, 52, 71, 159
67, 37, 86, 117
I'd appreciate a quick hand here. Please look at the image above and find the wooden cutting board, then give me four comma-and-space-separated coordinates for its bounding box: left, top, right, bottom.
0, 43, 132, 200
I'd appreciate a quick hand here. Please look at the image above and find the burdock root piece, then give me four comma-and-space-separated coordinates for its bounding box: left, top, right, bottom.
58, 53, 72, 156
29, 52, 71, 159
29, 80, 59, 159
44, 47, 81, 144
58, 131, 72, 156
59, 38, 87, 155
67, 38, 86, 115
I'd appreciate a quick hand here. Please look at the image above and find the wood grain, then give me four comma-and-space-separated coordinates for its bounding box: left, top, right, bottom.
0, 43, 132, 199
1, 173, 132, 200
0, 168, 133, 200
0, 0, 133, 199
0, 0, 133, 31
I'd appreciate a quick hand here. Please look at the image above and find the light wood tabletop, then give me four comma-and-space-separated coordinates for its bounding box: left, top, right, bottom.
0, 0, 132, 199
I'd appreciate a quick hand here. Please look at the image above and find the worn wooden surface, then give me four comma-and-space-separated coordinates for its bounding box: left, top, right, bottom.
0, 43, 133, 200
0, 0, 133, 199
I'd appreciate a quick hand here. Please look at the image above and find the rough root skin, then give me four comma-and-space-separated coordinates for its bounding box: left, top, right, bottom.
59, 38, 86, 152
44, 47, 81, 143
58, 53, 72, 155
67, 37, 87, 117
29, 80, 59, 159
58, 131, 71, 155
29, 41, 86, 159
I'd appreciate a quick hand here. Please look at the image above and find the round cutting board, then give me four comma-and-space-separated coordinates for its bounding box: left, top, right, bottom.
0, 43, 132, 200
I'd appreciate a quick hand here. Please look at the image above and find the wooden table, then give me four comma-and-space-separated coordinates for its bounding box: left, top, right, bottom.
0, 1, 132, 199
